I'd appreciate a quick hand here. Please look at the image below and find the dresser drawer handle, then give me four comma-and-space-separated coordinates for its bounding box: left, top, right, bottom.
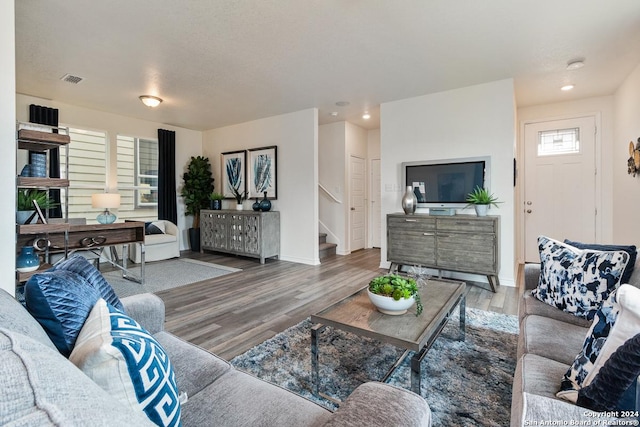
404, 219, 418, 222
423, 232, 434, 236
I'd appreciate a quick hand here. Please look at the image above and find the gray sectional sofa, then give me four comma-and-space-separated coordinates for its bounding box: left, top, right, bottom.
511, 262, 640, 426
0, 288, 431, 426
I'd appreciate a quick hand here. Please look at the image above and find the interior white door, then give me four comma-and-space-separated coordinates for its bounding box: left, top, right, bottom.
370, 159, 381, 248
524, 116, 596, 262
350, 156, 365, 251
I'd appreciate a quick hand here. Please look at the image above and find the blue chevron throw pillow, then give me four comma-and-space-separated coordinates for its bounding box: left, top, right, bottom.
70, 299, 181, 427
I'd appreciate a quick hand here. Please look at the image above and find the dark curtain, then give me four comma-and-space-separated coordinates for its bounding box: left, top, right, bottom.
157, 129, 177, 224
29, 104, 62, 218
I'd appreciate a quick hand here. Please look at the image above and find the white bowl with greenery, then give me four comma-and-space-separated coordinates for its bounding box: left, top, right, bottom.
367, 274, 422, 316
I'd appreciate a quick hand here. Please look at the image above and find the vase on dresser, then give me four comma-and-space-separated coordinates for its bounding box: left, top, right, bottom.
16, 246, 40, 273
401, 186, 417, 214
259, 192, 272, 212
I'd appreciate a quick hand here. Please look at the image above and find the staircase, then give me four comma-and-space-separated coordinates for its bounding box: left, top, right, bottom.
319, 233, 337, 259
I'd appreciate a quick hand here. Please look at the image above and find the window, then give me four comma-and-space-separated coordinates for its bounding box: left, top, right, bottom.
538, 128, 580, 156
117, 135, 158, 220
60, 127, 107, 221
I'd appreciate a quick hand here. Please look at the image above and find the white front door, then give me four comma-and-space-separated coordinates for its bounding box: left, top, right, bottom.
524, 116, 597, 262
370, 159, 381, 248
350, 155, 365, 251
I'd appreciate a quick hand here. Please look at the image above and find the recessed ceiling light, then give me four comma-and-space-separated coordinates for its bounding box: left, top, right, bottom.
566, 59, 585, 71
335, 101, 350, 107
561, 84, 574, 91
329, 112, 338, 117
139, 95, 163, 107
362, 112, 371, 120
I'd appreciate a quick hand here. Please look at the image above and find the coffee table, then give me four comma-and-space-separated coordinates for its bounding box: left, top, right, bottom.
310, 278, 466, 399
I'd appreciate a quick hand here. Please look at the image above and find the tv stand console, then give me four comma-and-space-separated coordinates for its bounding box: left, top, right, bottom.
387, 213, 500, 292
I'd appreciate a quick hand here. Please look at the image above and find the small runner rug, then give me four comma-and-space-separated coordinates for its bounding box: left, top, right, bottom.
231, 308, 518, 427
104, 258, 240, 298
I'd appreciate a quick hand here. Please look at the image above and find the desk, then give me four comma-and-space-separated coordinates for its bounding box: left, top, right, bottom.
17, 221, 146, 284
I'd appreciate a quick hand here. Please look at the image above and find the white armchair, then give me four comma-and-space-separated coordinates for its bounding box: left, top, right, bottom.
129, 220, 180, 263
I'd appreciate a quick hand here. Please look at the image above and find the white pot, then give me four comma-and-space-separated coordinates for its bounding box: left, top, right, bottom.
474, 204, 489, 217
236, 203, 243, 211
367, 289, 415, 315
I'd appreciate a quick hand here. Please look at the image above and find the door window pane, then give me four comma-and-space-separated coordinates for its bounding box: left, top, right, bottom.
538, 128, 580, 156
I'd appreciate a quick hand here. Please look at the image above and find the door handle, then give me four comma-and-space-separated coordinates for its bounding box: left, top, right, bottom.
350, 207, 355, 211
526, 209, 532, 213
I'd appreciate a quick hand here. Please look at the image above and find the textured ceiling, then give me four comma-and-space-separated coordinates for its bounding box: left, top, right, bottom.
14, 1, 640, 131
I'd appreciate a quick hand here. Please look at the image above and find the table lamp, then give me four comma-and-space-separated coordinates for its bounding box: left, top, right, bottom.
92, 193, 121, 224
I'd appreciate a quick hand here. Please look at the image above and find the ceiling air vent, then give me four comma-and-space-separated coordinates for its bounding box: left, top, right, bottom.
60, 74, 83, 84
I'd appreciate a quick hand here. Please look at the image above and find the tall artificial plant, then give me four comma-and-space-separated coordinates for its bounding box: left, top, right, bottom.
181, 156, 214, 228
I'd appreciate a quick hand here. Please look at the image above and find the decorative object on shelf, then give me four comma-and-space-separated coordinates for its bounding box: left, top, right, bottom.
247, 146, 278, 199
29, 152, 47, 177
181, 156, 215, 252
627, 138, 640, 177
465, 186, 500, 217
209, 192, 224, 210
259, 191, 272, 212
401, 186, 417, 214
367, 274, 422, 316
91, 193, 121, 224
230, 186, 247, 210
16, 189, 57, 225
252, 198, 261, 211
16, 246, 40, 273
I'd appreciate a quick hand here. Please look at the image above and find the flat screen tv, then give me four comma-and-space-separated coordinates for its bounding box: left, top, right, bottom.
403, 156, 491, 209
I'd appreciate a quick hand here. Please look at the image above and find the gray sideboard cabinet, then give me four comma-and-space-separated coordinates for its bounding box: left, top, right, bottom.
387, 213, 500, 291
201, 210, 280, 264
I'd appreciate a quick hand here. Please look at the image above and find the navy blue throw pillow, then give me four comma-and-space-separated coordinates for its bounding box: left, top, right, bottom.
52, 254, 124, 312
145, 222, 165, 235
24, 270, 102, 356
564, 239, 637, 284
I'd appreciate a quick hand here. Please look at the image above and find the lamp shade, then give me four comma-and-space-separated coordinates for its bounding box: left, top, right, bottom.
91, 193, 121, 209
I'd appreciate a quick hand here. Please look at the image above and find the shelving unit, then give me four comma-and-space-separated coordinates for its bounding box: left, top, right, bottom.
15, 122, 71, 285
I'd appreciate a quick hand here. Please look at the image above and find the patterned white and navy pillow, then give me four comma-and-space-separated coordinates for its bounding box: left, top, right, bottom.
532, 236, 629, 319
70, 299, 182, 427
564, 239, 637, 285
557, 284, 640, 409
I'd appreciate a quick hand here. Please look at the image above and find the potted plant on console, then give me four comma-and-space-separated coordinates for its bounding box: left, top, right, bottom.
181, 156, 214, 251
209, 192, 224, 210
230, 186, 247, 210
465, 186, 500, 217
367, 274, 423, 316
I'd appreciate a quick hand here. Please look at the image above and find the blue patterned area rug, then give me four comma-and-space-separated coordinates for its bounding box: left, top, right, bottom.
231, 308, 518, 427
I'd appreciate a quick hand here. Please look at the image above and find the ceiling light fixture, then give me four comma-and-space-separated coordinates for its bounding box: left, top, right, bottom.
566, 59, 585, 71
561, 84, 575, 91
139, 95, 163, 108
362, 112, 371, 120
335, 101, 350, 107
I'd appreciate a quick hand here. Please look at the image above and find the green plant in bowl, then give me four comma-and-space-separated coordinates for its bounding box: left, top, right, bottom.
368, 274, 422, 315
464, 186, 500, 208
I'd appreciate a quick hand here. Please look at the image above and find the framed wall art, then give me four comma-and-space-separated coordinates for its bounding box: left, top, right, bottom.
247, 146, 277, 199
221, 150, 246, 199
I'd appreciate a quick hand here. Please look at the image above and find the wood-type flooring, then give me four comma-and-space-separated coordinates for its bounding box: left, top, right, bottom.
156, 248, 523, 360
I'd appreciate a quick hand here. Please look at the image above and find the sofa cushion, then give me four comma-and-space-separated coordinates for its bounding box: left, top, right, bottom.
557, 284, 640, 408
0, 288, 56, 350
24, 269, 103, 356
532, 236, 629, 320
154, 331, 232, 399
145, 233, 178, 245
564, 239, 637, 285
0, 328, 154, 426
518, 315, 588, 365
69, 299, 182, 427
519, 291, 592, 328
179, 369, 332, 427
52, 254, 124, 312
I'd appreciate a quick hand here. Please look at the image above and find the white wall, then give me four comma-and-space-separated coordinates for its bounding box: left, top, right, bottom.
517, 96, 614, 255
1, 0, 16, 295
319, 122, 346, 253
380, 79, 517, 286
16, 94, 203, 250
613, 63, 640, 244
202, 109, 319, 265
